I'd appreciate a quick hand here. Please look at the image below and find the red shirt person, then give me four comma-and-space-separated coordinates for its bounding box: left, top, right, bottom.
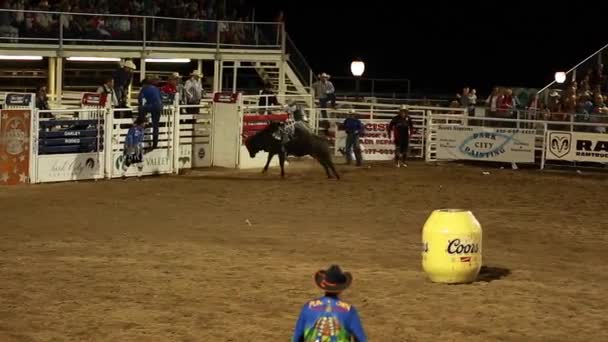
387, 106, 414, 168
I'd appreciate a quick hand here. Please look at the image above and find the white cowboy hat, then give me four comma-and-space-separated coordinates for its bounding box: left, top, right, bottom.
400, 105, 410, 111
169, 72, 181, 79
122, 60, 136, 70
190, 70, 203, 78
319, 73, 330, 79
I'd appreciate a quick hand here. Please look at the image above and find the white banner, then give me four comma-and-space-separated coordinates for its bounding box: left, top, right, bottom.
36, 153, 104, 183
334, 121, 396, 161
112, 149, 173, 177
436, 126, 536, 163
546, 131, 608, 163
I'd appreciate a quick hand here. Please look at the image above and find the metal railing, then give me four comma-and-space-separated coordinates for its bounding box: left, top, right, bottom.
537, 42, 608, 100
285, 34, 315, 90
0, 8, 282, 50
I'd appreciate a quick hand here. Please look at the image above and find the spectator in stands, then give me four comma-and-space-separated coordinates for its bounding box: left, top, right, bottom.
486, 87, 500, 119
0, 0, 19, 42
35, 84, 50, 111
34, 0, 55, 35
113, 59, 136, 108
138, 76, 163, 150
291, 265, 367, 342
184, 70, 204, 114
591, 94, 608, 133
97, 76, 118, 107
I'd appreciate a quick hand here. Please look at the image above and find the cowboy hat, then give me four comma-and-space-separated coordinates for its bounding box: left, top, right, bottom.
190, 70, 203, 78
122, 60, 136, 70
146, 73, 161, 81
400, 104, 410, 111
169, 72, 181, 80
314, 265, 352, 293
319, 72, 330, 79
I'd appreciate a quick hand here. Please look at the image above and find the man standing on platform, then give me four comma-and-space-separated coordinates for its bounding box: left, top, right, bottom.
388, 105, 414, 168
113, 59, 136, 108
184, 70, 204, 114
138, 76, 163, 151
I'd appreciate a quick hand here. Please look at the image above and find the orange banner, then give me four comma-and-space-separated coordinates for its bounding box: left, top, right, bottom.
0, 109, 31, 185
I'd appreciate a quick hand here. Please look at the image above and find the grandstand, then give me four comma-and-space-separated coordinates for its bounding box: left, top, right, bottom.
0, 6, 312, 108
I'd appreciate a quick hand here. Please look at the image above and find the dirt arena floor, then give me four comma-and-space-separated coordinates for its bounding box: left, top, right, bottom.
1, 159, 607, 342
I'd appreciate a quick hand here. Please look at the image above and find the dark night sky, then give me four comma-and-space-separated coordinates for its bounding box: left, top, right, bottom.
248, 0, 608, 97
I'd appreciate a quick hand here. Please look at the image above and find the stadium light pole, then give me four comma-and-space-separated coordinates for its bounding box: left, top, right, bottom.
351, 59, 365, 100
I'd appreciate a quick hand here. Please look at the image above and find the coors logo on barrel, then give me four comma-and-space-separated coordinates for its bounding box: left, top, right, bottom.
446, 239, 479, 254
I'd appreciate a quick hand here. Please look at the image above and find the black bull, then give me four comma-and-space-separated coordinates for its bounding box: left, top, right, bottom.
244, 122, 340, 179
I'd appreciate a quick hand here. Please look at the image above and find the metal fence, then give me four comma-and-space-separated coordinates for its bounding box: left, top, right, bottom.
0, 9, 282, 50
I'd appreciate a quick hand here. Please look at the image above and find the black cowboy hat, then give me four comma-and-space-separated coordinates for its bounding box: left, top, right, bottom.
314, 265, 353, 293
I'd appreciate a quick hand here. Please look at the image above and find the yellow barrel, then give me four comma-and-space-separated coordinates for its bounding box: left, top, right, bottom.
421, 209, 482, 284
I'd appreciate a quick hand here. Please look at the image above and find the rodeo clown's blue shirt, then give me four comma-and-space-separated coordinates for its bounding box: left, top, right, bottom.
292, 296, 367, 342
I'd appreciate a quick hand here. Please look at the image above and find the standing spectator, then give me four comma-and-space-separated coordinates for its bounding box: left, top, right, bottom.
342, 109, 364, 166
113, 60, 136, 108
291, 265, 367, 342
97, 77, 118, 107
486, 87, 500, 120
161, 72, 181, 95
468, 89, 477, 116
388, 106, 414, 168
456, 87, 470, 108
497, 88, 514, 127
184, 70, 204, 114
138, 76, 163, 150
35, 84, 50, 111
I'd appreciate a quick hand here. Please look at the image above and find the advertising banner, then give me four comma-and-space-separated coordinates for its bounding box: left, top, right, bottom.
546, 131, 608, 163
436, 126, 536, 163
0, 110, 31, 185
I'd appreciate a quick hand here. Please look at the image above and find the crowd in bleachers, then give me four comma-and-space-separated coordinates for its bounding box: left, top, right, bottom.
449, 76, 608, 131
0, 0, 261, 44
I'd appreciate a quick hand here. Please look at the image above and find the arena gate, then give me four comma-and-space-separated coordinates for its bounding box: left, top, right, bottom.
210, 93, 289, 169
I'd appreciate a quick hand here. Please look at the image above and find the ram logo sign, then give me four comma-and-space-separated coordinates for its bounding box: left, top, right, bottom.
548, 132, 571, 159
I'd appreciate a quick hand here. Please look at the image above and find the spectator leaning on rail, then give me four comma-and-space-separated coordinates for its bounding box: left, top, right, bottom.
138, 75, 163, 151
342, 109, 364, 167
161, 72, 182, 96
313, 73, 336, 128
388, 105, 414, 168
97, 76, 119, 107
184, 70, 204, 114
113, 60, 136, 108
291, 265, 367, 342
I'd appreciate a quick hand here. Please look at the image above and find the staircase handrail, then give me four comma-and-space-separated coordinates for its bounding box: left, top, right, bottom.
285, 33, 317, 90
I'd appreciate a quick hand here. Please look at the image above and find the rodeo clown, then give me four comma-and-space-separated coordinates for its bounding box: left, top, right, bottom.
388, 105, 414, 168
121, 116, 146, 179
291, 265, 367, 342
